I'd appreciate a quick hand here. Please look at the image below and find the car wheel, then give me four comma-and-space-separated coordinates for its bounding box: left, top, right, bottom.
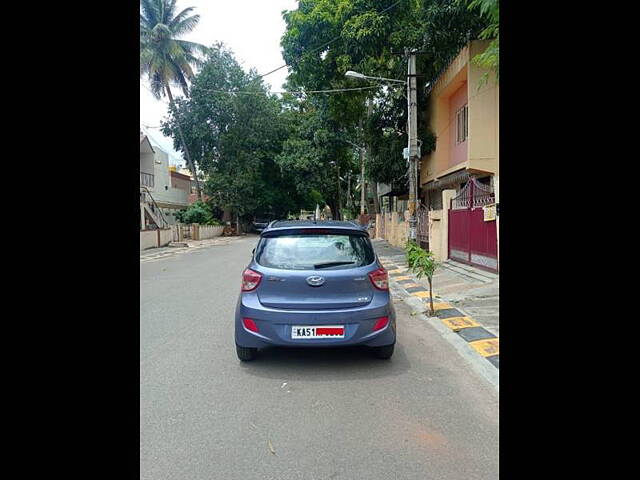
373, 344, 394, 360
236, 344, 258, 361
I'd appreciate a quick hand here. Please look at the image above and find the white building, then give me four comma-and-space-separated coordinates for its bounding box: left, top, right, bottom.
140, 132, 190, 228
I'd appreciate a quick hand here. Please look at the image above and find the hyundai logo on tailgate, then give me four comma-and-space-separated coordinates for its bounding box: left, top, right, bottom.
306, 275, 325, 287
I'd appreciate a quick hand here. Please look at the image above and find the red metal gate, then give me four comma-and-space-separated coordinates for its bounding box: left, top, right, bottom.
448, 178, 498, 272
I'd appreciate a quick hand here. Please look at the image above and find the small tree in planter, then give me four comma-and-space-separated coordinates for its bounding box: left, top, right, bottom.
405, 240, 421, 270
405, 241, 439, 316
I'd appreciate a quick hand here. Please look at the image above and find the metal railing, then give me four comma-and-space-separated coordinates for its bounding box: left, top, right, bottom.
140, 185, 168, 229
451, 178, 495, 210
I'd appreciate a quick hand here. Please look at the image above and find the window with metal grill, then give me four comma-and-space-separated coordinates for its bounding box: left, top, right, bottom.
456, 104, 468, 144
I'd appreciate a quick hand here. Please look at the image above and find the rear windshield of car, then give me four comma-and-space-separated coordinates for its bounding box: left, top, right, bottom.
255, 234, 375, 270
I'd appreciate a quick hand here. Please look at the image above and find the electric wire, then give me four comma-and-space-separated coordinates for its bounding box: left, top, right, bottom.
256, 0, 403, 79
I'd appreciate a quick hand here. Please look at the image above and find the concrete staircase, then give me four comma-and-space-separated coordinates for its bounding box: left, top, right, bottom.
140, 187, 169, 229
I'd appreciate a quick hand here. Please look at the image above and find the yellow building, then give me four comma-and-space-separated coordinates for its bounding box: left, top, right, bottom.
419, 40, 499, 271
421, 40, 498, 204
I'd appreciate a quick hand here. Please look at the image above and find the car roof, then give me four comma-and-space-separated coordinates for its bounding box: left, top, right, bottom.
262, 220, 367, 235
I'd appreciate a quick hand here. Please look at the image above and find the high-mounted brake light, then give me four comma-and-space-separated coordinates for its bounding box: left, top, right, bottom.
368, 267, 389, 290
241, 268, 262, 292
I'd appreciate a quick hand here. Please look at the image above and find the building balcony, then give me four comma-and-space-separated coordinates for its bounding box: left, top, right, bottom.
140, 172, 155, 188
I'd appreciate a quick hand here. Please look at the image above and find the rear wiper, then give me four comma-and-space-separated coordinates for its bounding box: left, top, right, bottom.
314, 261, 355, 269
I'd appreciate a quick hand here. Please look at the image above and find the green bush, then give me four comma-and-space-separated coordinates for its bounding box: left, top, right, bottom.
175, 201, 221, 225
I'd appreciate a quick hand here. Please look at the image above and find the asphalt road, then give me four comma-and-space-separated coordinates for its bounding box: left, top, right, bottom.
140, 235, 499, 480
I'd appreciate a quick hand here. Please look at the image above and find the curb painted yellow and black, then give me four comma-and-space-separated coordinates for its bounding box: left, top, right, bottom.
384, 261, 499, 369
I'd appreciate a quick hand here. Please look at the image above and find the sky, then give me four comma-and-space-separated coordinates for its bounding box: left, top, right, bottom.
140, 0, 299, 165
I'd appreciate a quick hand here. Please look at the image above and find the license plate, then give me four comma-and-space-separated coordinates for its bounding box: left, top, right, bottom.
291, 325, 345, 339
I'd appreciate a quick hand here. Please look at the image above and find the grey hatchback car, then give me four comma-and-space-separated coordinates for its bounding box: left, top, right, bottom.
234, 220, 396, 361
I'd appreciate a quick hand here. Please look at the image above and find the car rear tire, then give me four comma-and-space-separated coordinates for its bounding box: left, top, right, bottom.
373, 344, 394, 359
236, 344, 257, 361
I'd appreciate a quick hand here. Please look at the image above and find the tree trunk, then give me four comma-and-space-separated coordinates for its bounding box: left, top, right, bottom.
222, 207, 232, 223
165, 85, 203, 201
336, 164, 342, 220
326, 198, 338, 221
428, 277, 434, 316
372, 182, 380, 214
360, 147, 366, 215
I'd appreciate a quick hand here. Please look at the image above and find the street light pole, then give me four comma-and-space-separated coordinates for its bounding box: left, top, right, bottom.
406, 49, 419, 241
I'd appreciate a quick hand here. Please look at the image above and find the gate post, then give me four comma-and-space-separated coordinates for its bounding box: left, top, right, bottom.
441, 189, 457, 261
468, 180, 474, 263
494, 175, 499, 272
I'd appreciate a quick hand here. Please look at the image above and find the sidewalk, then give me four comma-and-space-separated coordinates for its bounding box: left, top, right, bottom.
373, 238, 500, 370
140, 235, 243, 262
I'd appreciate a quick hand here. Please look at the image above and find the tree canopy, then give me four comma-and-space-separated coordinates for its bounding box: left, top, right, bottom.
140, 0, 208, 199
280, 0, 490, 192
161, 44, 335, 219
157, 1, 496, 220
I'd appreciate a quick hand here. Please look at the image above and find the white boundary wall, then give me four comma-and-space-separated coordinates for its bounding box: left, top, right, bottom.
140, 229, 173, 250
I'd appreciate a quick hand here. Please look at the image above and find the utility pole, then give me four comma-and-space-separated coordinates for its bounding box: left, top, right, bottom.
406, 49, 419, 241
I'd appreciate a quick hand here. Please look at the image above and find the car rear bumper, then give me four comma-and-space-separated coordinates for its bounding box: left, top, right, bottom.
234, 295, 396, 348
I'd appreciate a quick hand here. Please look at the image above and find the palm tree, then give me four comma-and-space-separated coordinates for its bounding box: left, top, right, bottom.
140, 0, 207, 200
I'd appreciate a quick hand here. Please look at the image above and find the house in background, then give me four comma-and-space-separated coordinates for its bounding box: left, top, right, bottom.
420, 40, 499, 272
174, 164, 209, 205
140, 132, 190, 229
140, 132, 155, 190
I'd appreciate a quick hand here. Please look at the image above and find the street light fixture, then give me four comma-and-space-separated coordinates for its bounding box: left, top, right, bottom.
345, 70, 406, 84
344, 70, 366, 80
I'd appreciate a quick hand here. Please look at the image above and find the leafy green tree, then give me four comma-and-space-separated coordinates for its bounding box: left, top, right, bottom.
162, 44, 302, 220
280, 0, 490, 212
462, 0, 499, 84
276, 93, 359, 219
406, 240, 438, 315
140, 0, 208, 200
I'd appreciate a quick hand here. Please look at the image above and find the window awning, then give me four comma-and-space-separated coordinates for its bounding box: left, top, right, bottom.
423, 169, 470, 191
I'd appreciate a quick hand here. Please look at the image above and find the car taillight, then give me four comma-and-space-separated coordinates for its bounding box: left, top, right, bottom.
373, 316, 389, 331
242, 318, 259, 332
241, 268, 262, 292
368, 267, 389, 290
